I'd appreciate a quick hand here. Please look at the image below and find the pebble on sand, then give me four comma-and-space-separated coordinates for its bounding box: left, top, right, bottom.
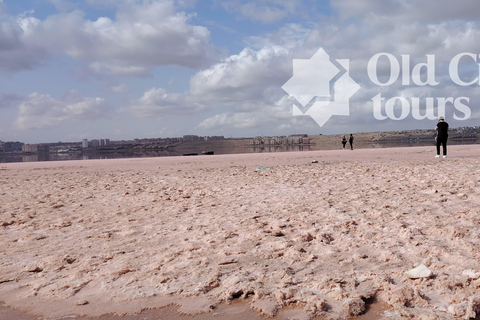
405, 264, 433, 279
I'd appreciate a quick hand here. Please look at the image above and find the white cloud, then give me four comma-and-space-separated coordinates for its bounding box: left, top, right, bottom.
400, 0, 480, 23
1, 0, 220, 75
301, 2, 480, 93
198, 95, 293, 131
321, 0, 480, 58
107, 83, 128, 93
197, 113, 229, 129
14, 91, 111, 130
0, 14, 48, 72
130, 87, 201, 118
130, 44, 295, 131
132, 0, 480, 135
244, 23, 313, 50
190, 46, 290, 103
6, 0, 480, 141
199, 112, 259, 129
52, 2, 218, 74
330, 0, 480, 23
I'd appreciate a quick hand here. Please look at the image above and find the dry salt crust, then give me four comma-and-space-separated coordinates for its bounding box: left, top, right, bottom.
2, 145, 480, 320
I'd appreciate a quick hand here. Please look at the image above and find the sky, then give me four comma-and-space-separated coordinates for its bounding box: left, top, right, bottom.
1, 0, 480, 143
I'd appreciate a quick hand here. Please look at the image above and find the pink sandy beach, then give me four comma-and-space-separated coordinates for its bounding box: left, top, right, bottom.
1, 145, 480, 320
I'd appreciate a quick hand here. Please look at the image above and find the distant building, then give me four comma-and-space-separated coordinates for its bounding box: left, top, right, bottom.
82, 139, 88, 148
289, 134, 308, 138
22, 144, 49, 153
3, 141, 24, 152
183, 135, 201, 142
249, 135, 311, 146
90, 139, 100, 147
99, 139, 110, 146
205, 136, 224, 141
22, 144, 34, 153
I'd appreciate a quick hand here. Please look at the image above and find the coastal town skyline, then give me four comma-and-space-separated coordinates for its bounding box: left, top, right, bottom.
2, 0, 480, 144
2, 125, 479, 152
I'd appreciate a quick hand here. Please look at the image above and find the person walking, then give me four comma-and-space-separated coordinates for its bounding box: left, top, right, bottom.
435, 116, 449, 158
349, 134, 354, 150
341, 135, 347, 150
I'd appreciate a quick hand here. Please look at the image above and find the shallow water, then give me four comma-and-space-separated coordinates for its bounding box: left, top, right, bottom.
3, 139, 477, 163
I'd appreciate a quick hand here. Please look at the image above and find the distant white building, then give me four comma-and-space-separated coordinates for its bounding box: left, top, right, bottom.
82, 139, 89, 148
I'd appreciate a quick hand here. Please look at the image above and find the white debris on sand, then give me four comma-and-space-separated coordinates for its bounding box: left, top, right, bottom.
1, 146, 480, 319
405, 264, 432, 279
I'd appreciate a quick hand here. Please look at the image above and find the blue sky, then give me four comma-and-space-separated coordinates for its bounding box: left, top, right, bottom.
1, 0, 480, 143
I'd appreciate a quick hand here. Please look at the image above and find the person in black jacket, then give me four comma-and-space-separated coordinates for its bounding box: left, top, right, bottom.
349, 134, 354, 150
435, 116, 449, 158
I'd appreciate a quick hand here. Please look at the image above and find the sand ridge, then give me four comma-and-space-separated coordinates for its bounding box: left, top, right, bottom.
1, 145, 480, 319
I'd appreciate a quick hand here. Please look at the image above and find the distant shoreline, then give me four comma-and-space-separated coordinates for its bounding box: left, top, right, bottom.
1, 137, 479, 164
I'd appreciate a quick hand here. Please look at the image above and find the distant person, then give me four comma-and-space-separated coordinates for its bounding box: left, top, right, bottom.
435, 116, 449, 158
349, 134, 354, 150
341, 135, 347, 149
